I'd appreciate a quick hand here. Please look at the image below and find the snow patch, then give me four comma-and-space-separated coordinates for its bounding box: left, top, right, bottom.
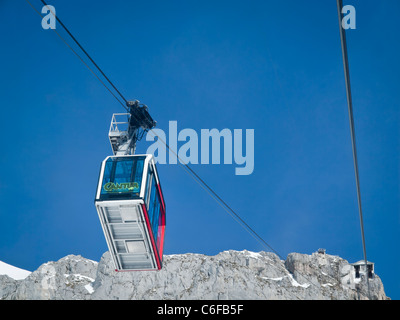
0, 260, 31, 280
262, 276, 284, 281
64, 274, 95, 282
287, 274, 310, 288
64, 274, 95, 294
85, 283, 94, 294
63, 256, 98, 265
261, 274, 310, 288
322, 283, 334, 287
245, 251, 262, 259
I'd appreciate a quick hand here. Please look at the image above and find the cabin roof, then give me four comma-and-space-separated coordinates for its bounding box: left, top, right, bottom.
351, 260, 374, 266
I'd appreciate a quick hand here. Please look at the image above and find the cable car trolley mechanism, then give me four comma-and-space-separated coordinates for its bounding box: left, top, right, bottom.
95, 101, 166, 271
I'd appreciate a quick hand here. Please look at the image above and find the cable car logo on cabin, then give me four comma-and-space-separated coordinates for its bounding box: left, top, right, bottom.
103, 181, 140, 193
94, 101, 166, 272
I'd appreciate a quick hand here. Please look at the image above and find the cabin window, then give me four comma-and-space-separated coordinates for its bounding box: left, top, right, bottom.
147, 171, 161, 243
145, 166, 153, 208
100, 156, 145, 200
353, 264, 374, 279
354, 265, 360, 278
367, 265, 374, 279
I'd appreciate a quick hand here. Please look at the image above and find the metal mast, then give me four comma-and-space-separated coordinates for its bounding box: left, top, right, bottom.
108, 100, 156, 155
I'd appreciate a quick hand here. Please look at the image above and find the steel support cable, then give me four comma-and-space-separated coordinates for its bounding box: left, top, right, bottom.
25, 0, 127, 110
26, 0, 281, 260
336, 0, 371, 299
145, 130, 284, 260
144, 131, 329, 291
40, 0, 129, 108
26, 0, 323, 290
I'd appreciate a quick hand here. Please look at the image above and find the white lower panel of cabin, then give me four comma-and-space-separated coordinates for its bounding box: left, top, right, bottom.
95, 200, 158, 271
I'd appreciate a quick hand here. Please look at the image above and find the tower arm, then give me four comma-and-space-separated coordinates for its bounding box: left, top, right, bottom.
109, 100, 156, 155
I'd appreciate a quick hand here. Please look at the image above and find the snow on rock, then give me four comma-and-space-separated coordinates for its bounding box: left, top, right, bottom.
0, 250, 389, 300
0, 260, 31, 280
2, 255, 98, 300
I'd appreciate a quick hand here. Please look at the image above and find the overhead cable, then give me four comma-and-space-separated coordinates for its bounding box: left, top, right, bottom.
336, 0, 371, 299
40, 0, 129, 108
25, 0, 330, 291
26, 0, 280, 259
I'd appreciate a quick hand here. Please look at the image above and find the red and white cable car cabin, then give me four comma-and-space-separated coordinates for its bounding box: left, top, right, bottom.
95, 154, 166, 271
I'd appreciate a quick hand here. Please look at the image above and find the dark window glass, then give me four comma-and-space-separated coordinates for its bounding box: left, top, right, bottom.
99, 156, 145, 200
146, 166, 161, 245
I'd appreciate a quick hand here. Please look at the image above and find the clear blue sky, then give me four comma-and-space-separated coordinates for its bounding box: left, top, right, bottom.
0, 0, 398, 299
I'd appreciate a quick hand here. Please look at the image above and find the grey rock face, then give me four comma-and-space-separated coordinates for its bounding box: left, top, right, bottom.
0, 250, 388, 300
4, 255, 98, 300
0, 275, 18, 300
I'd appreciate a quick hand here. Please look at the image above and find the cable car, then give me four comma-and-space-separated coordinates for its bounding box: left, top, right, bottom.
95, 154, 166, 271
94, 101, 166, 271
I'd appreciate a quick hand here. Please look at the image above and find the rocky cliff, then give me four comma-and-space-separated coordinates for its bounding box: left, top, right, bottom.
0, 250, 388, 300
